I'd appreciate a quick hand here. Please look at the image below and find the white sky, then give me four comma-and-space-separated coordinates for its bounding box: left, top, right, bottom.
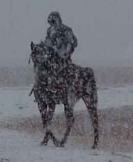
0, 0, 133, 66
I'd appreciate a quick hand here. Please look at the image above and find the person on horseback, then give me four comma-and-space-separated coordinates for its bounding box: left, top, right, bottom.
30, 12, 99, 148
44, 11, 78, 70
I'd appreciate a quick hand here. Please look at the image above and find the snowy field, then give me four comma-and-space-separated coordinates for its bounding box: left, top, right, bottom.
0, 85, 133, 119
0, 86, 133, 161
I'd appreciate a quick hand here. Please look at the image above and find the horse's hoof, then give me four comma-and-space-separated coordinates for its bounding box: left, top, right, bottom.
40, 140, 48, 146
60, 143, 65, 147
53, 140, 60, 147
53, 139, 64, 147
54, 142, 65, 147
40, 142, 47, 146
92, 144, 97, 149
59, 139, 66, 147
59, 141, 65, 147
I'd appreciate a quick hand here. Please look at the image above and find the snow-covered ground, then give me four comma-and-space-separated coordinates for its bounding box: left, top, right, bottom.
0, 85, 133, 119
1, 129, 133, 162
0, 86, 133, 162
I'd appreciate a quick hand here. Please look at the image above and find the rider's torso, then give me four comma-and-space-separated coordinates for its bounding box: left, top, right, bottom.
48, 24, 70, 48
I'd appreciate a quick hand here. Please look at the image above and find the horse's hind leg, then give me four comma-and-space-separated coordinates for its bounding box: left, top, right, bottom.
60, 103, 74, 147
83, 93, 99, 149
82, 69, 99, 148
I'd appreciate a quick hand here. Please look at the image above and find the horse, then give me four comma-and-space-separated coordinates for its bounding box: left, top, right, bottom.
29, 41, 99, 149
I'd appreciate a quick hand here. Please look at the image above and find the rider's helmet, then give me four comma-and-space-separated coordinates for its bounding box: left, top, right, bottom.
47, 11, 62, 26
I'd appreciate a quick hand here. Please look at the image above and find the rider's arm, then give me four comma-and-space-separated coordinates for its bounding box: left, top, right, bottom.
62, 28, 78, 59
65, 28, 78, 49
44, 27, 53, 47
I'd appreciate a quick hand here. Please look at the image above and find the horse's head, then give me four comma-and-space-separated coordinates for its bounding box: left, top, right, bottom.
30, 41, 61, 78
30, 41, 48, 65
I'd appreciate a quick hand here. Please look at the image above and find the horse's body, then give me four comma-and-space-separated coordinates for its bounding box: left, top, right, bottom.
30, 42, 99, 148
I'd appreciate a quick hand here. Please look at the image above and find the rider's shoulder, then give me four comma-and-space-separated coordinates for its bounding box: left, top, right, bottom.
47, 26, 52, 34
61, 24, 72, 32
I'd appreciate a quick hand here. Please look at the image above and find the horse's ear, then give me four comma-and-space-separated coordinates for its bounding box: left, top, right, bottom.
30, 41, 34, 50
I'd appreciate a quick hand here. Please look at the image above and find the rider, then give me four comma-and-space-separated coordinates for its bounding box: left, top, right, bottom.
31, 11, 78, 96
44, 11, 78, 69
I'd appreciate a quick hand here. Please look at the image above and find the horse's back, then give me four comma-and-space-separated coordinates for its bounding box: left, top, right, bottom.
63, 63, 94, 80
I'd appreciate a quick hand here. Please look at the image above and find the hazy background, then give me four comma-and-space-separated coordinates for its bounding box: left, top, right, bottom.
0, 0, 133, 87
0, 0, 133, 67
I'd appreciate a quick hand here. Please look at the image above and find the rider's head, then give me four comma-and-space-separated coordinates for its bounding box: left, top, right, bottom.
48, 11, 62, 26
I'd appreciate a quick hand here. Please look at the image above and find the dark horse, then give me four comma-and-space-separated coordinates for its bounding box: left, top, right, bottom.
30, 41, 99, 149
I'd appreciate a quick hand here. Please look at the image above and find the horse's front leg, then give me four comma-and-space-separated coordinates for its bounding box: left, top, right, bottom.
41, 101, 56, 145
37, 102, 49, 145
60, 103, 75, 147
